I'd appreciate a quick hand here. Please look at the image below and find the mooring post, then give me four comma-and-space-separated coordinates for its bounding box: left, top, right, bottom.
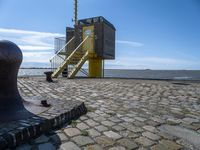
0, 40, 33, 122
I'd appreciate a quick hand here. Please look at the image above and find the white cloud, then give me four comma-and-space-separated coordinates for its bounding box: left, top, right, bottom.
0, 28, 65, 64
105, 56, 197, 70
19, 45, 53, 51
116, 40, 144, 47
0, 28, 64, 50
23, 52, 53, 63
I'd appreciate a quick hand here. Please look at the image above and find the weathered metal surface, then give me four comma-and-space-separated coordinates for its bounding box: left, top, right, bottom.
77, 16, 116, 59
0, 40, 47, 122
44, 71, 53, 82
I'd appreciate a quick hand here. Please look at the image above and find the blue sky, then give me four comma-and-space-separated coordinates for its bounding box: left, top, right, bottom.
0, 0, 200, 69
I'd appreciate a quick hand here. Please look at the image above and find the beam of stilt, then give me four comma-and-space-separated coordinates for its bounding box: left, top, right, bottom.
74, 0, 78, 25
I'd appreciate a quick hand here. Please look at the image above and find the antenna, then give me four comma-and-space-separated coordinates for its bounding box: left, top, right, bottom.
74, 0, 78, 25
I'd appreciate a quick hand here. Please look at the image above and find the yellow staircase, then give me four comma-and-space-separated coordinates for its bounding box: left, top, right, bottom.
50, 36, 89, 78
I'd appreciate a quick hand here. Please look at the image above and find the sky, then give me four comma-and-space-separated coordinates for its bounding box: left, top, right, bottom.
0, 0, 200, 70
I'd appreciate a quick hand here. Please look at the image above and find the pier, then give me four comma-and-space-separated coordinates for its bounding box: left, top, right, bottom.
12, 77, 200, 149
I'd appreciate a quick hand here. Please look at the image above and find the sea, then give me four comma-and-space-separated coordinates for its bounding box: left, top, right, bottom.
18, 69, 200, 81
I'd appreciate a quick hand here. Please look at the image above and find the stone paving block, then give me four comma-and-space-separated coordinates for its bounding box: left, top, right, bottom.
108, 117, 122, 123
135, 137, 156, 147
60, 142, 81, 150
117, 138, 138, 149
151, 140, 182, 150
85, 119, 99, 127
9, 78, 200, 149
135, 117, 147, 122
104, 131, 122, 140
95, 136, 115, 148
72, 136, 94, 146
101, 121, 116, 127
127, 126, 144, 133
84, 144, 103, 150
112, 125, 125, 131
76, 123, 90, 130
142, 126, 157, 133
86, 129, 101, 137
182, 117, 199, 124
142, 131, 161, 141
95, 125, 108, 132
108, 146, 126, 150
64, 128, 81, 137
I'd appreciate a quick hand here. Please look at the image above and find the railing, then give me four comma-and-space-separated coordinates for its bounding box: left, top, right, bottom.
50, 37, 75, 72
51, 36, 89, 78
54, 37, 66, 54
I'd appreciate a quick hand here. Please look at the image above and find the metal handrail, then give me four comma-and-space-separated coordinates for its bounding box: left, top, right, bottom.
50, 36, 75, 61
65, 36, 89, 61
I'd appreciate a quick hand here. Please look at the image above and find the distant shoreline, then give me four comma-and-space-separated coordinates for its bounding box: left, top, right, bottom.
19, 68, 200, 71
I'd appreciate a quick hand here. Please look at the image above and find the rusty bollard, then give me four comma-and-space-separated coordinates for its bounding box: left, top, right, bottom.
0, 40, 33, 122
44, 71, 53, 82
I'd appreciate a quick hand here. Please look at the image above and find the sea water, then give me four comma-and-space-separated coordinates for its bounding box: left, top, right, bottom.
18, 69, 200, 80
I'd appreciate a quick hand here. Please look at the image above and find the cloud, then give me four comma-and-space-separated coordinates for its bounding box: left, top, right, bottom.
0, 28, 64, 49
0, 28, 65, 64
19, 45, 53, 51
105, 56, 197, 70
116, 40, 144, 47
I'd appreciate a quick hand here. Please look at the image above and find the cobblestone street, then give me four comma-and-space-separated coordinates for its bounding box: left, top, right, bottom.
16, 77, 200, 150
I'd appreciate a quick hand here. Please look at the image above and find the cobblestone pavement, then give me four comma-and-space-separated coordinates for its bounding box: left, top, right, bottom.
15, 77, 200, 150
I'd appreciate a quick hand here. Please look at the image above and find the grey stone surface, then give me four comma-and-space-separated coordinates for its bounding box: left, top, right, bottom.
109, 146, 126, 150
95, 125, 108, 132
118, 138, 138, 149
135, 137, 156, 147
95, 136, 114, 147
86, 129, 101, 137
142, 131, 161, 141
76, 123, 90, 130
60, 142, 81, 150
159, 125, 200, 149
104, 131, 122, 140
84, 144, 103, 150
64, 128, 81, 137
72, 136, 94, 146
151, 140, 182, 150
9, 78, 200, 150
